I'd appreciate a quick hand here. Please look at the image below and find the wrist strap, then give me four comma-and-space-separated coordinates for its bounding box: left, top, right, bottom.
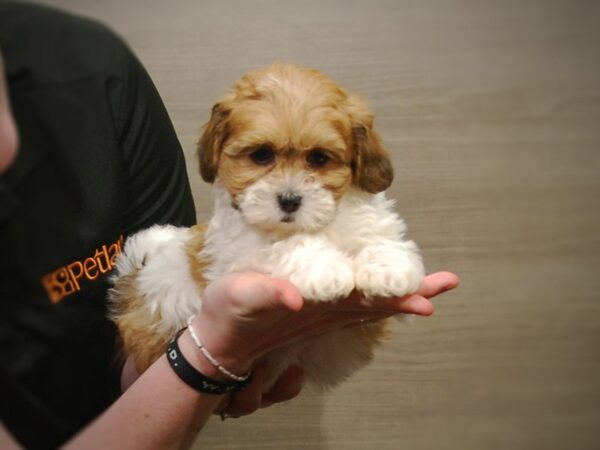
166, 328, 253, 395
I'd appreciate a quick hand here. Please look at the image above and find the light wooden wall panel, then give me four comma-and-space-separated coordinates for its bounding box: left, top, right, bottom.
40, 1, 600, 448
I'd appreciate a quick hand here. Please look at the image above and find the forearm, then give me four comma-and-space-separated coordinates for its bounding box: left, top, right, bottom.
64, 330, 248, 450
0, 423, 21, 450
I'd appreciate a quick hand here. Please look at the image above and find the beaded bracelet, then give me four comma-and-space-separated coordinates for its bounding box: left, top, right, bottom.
186, 316, 252, 382
166, 328, 252, 395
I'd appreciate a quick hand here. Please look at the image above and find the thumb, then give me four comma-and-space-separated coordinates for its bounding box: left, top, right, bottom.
268, 279, 304, 312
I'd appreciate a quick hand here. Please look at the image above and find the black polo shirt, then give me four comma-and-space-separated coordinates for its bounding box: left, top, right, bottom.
0, 3, 196, 448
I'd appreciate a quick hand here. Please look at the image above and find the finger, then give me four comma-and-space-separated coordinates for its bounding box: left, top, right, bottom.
338, 291, 430, 314
339, 271, 459, 312
365, 292, 439, 316
213, 395, 231, 415
223, 273, 303, 315
227, 364, 264, 418
348, 314, 395, 326
394, 295, 434, 316
262, 310, 393, 352
294, 312, 395, 342
261, 365, 304, 408
269, 278, 304, 312
415, 271, 460, 299
372, 271, 459, 314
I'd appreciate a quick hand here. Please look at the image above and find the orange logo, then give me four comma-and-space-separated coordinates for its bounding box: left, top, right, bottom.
41, 235, 124, 303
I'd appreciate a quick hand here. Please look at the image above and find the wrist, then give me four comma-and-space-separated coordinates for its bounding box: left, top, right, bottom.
180, 317, 254, 382
166, 329, 253, 396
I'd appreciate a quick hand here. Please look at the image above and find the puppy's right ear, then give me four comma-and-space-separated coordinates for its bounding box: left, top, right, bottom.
197, 102, 230, 183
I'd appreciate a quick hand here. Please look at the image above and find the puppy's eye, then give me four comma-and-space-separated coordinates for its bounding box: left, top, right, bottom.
307, 149, 330, 168
250, 146, 276, 165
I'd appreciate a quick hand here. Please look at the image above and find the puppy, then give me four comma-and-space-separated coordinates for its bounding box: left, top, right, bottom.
109, 63, 425, 390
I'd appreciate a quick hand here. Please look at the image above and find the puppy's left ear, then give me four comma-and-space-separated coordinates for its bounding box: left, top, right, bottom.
347, 94, 394, 194
197, 101, 230, 183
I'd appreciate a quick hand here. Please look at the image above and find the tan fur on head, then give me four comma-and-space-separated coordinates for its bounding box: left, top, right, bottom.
197, 63, 393, 195
198, 102, 230, 183
346, 94, 394, 193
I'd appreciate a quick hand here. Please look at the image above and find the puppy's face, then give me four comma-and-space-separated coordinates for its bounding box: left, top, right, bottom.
199, 64, 393, 235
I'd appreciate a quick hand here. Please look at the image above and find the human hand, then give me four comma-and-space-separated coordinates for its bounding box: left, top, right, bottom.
192, 271, 459, 418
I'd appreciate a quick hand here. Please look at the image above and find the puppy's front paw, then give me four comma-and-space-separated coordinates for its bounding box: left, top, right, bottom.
280, 251, 355, 302
354, 242, 424, 299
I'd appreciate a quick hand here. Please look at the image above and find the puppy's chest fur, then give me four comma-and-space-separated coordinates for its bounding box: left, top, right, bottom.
110, 187, 424, 390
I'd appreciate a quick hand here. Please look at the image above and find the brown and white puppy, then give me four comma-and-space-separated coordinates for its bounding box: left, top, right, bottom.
109, 63, 424, 390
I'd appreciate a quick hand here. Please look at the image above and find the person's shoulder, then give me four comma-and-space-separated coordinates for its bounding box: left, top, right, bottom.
0, 1, 134, 86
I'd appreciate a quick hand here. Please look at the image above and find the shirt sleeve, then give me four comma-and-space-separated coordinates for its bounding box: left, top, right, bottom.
111, 41, 197, 234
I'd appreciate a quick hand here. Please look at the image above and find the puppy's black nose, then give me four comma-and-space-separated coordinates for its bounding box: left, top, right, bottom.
277, 193, 302, 214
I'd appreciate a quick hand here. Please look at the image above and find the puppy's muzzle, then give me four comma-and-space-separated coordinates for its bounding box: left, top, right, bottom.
277, 193, 302, 214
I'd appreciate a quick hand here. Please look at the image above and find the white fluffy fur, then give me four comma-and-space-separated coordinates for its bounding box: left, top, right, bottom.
237, 170, 337, 234
114, 179, 424, 389
113, 226, 200, 336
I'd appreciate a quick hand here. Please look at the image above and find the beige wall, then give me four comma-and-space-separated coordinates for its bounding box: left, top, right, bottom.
41, 1, 600, 449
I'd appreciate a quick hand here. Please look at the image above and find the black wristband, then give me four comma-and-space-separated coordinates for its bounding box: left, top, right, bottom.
166, 328, 253, 395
